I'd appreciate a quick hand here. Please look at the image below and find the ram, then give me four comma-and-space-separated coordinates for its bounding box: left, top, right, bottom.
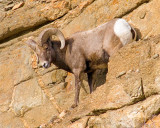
25, 18, 137, 108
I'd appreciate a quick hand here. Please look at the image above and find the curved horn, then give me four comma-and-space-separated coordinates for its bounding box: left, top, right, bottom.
38, 28, 65, 49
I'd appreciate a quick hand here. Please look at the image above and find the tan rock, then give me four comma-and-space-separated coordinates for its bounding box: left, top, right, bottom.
0, 1, 69, 41
68, 117, 89, 128
0, 112, 25, 128
23, 101, 59, 128
0, 11, 6, 22
52, 35, 160, 128
51, 69, 67, 84
0, 89, 13, 113
142, 114, 160, 128
87, 95, 160, 128
0, 44, 34, 86
10, 78, 47, 116
1, 0, 160, 127
0, 42, 34, 113
124, 0, 160, 39
41, 72, 54, 86
64, 95, 160, 128
4, 3, 14, 11
62, 0, 150, 37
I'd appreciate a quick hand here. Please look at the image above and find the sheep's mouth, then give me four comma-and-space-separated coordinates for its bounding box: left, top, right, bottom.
38, 61, 50, 69
43, 65, 48, 68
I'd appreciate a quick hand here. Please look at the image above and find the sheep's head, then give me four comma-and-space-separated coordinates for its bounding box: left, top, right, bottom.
25, 28, 65, 68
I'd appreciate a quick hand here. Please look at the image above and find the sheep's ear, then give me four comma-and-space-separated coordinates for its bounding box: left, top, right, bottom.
25, 39, 37, 51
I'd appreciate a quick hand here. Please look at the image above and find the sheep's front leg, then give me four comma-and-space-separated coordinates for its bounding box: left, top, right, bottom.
71, 71, 82, 108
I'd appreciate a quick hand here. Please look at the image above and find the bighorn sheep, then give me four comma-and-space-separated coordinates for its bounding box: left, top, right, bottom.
25, 18, 137, 108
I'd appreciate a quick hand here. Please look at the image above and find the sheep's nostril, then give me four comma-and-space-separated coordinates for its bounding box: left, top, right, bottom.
42, 62, 49, 68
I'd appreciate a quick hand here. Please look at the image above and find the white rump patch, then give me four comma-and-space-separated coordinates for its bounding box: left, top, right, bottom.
114, 19, 133, 46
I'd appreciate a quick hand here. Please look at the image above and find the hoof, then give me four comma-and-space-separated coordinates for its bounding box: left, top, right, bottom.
71, 103, 78, 109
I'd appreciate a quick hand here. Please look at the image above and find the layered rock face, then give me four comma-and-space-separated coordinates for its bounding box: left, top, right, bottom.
0, 0, 160, 127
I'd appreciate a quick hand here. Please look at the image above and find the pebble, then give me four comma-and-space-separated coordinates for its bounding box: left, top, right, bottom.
12, 2, 24, 10
7, 1, 13, 5
136, 69, 140, 73
4, 3, 14, 11
41, 0, 51, 3
152, 54, 159, 59
116, 71, 126, 78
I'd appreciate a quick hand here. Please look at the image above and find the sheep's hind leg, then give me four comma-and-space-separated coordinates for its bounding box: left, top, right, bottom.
87, 71, 95, 94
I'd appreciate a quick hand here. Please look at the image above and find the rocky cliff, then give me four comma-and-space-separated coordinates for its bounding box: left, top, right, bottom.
0, 0, 160, 127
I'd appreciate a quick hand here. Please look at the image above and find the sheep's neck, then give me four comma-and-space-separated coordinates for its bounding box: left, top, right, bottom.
51, 40, 71, 72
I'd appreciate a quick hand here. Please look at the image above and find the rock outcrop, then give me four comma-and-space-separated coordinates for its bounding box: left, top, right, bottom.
0, 0, 160, 127
55, 35, 160, 128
